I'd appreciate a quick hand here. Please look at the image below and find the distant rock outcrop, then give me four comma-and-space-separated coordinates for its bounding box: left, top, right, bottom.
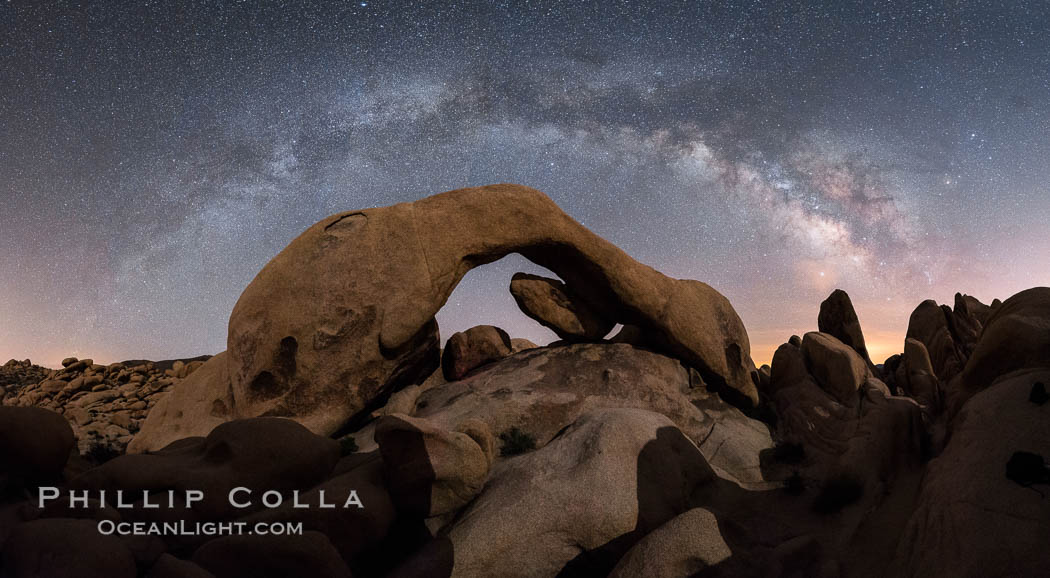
0, 359, 50, 395
2, 356, 207, 455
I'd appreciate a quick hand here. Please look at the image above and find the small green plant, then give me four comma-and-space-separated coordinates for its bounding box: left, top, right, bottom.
499, 427, 536, 456
339, 435, 359, 456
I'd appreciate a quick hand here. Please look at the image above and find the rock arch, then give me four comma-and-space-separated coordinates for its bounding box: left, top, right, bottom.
132, 184, 756, 452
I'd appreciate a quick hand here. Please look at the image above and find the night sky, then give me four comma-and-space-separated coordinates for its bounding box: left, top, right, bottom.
2, 1, 1049, 368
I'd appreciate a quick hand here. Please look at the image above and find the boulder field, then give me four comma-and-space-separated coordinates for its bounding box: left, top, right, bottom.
1, 185, 1048, 577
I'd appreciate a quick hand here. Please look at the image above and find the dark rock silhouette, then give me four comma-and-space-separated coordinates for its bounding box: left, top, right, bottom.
192, 531, 353, 578
0, 406, 74, 484
1005, 451, 1049, 487
1030, 381, 1049, 405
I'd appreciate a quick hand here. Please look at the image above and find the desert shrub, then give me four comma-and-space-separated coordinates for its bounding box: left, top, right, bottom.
499, 427, 536, 456
812, 473, 863, 514
772, 442, 806, 464
784, 470, 806, 495
339, 435, 359, 456
84, 442, 121, 465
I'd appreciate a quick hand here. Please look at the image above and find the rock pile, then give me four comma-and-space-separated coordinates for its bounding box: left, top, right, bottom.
1, 356, 207, 456
0, 359, 50, 397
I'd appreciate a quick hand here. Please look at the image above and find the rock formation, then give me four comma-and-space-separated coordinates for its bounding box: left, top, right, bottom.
3, 185, 1049, 577
2, 356, 207, 455
953, 287, 1050, 413
362, 342, 774, 488
818, 289, 876, 372
894, 368, 1050, 577
134, 184, 757, 451
904, 292, 996, 384
440, 325, 513, 381
508, 272, 614, 341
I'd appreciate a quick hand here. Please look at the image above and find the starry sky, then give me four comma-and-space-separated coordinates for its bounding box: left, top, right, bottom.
2, 1, 1049, 368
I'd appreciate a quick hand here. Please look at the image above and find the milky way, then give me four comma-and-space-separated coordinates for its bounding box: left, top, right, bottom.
2, 1, 1049, 367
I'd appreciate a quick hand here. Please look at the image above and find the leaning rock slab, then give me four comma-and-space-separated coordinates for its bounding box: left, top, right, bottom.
906, 299, 967, 382
509, 272, 614, 341
800, 332, 871, 406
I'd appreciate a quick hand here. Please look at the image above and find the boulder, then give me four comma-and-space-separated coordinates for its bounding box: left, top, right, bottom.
509, 338, 538, 352
405, 408, 718, 578
894, 368, 1050, 577
954, 287, 1050, 413
906, 299, 967, 382
800, 332, 870, 406
235, 451, 396, 565
1, 518, 137, 578
769, 337, 924, 497
129, 352, 234, 454
441, 325, 512, 381
73, 418, 339, 522
375, 413, 495, 517
509, 272, 614, 341
192, 531, 353, 578
956, 292, 996, 326
200, 184, 754, 444
902, 338, 940, 411
0, 406, 75, 481
818, 289, 874, 368
146, 554, 217, 578
410, 342, 773, 487
608, 507, 731, 578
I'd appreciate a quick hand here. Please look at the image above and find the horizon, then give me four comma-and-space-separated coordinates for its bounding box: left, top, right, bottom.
3, 1, 1049, 368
